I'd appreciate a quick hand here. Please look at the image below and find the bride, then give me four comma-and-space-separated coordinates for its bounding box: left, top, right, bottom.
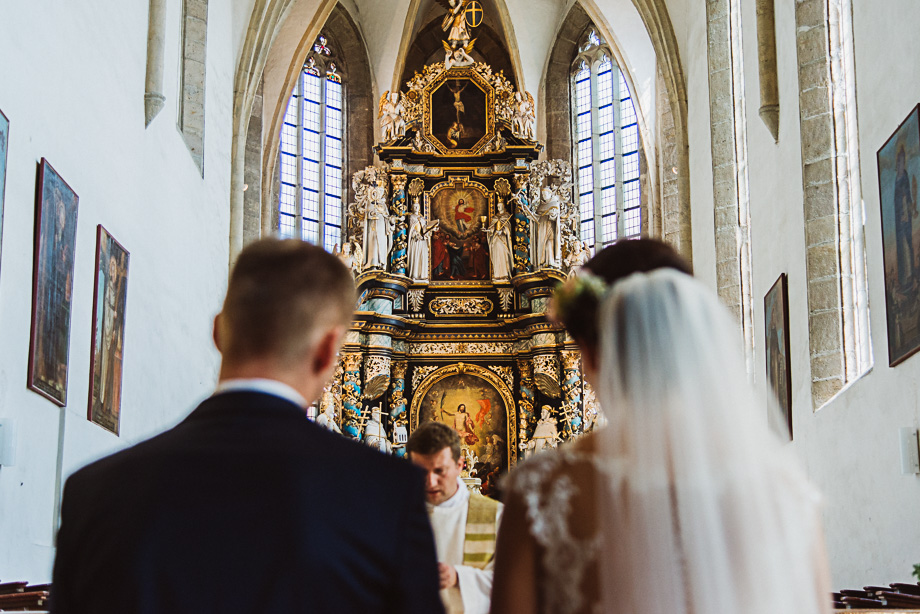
490, 239, 831, 614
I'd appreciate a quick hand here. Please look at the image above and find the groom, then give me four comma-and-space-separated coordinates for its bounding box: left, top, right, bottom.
51, 239, 443, 614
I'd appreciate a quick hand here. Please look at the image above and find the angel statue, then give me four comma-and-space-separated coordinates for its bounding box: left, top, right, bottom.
378, 91, 405, 142
438, 0, 473, 50
444, 39, 475, 70
512, 91, 536, 140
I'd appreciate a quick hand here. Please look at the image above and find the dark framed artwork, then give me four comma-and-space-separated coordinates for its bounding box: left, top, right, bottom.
0, 109, 8, 278
87, 226, 129, 435
430, 76, 488, 151
878, 104, 920, 366
28, 159, 79, 406
764, 273, 792, 437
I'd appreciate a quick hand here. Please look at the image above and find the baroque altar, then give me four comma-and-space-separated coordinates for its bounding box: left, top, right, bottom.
321, 17, 596, 497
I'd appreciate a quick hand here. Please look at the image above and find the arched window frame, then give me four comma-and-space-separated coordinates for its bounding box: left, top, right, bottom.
278, 34, 346, 251
571, 30, 642, 252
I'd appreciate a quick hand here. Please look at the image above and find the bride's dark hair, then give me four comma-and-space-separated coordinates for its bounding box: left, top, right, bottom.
560, 238, 691, 353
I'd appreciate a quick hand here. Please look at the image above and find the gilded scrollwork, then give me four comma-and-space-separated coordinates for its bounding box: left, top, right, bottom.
532, 354, 560, 398
412, 365, 439, 390
409, 341, 514, 355
428, 296, 493, 316
497, 288, 514, 311
488, 365, 513, 390
407, 289, 425, 312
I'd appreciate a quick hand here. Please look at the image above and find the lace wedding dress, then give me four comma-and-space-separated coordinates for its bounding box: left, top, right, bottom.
491, 271, 831, 614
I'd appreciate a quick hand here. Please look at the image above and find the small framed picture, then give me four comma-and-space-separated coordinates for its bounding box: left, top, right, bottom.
28, 159, 79, 406
878, 104, 920, 366
0, 109, 9, 278
87, 226, 129, 435
764, 273, 792, 437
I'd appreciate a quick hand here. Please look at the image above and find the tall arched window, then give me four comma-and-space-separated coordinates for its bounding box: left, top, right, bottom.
279, 34, 345, 251
572, 30, 641, 252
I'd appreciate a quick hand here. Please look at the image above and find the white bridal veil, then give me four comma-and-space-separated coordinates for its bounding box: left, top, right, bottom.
594, 269, 829, 614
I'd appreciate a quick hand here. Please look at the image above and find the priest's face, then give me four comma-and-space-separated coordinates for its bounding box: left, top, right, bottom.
409, 446, 463, 505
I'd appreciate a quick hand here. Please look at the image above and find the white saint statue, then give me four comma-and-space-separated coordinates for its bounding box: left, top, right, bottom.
522, 187, 562, 269
378, 92, 405, 142
363, 405, 391, 453
530, 405, 559, 453
485, 199, 513, 281
363, 177, 394, 270
316, 391, 342, 434
407, 197, 439, 281
563, 237, 590, 277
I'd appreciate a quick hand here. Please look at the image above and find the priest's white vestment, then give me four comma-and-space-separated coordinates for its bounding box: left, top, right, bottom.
427, 478, 504, 614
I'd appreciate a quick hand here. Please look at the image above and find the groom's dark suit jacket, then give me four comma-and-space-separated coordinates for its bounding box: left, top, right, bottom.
51, 391, 444, 614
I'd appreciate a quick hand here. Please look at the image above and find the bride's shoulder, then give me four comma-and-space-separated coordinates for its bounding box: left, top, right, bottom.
505, 432, 605, 494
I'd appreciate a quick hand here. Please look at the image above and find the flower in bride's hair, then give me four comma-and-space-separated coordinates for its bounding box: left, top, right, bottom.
550, 269, 607, 323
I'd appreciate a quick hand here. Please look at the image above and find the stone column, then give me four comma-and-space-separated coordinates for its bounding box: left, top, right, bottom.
144, 0, 167, 127
389, 175, 408, 275
342, 353, 363, 440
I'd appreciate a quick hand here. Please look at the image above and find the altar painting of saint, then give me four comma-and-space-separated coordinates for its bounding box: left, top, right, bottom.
419, 373, 507, 497
88, 226, 130, 435
764, 274, 791, 437
28, 159, 79, 406
878, 105, 920, 366
430, 77, 487, 151
430, 185, 490, 281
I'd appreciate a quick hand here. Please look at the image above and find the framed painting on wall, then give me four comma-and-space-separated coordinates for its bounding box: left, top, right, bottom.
28, 159, 79, 406
0, 109, 8, 279
764, 273, 792, 437
87, 226, 129, 435
878, 104, 920, 366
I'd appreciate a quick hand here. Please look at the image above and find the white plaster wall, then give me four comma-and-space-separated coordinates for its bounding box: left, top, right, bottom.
0, 0, 236, 581
666, 0, 920, 587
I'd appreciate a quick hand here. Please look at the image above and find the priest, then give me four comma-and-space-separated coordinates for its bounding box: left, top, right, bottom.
408, 422, 504, 614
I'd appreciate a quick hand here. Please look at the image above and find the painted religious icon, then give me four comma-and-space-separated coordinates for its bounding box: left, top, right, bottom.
764, 274, 792, 437
0, 109, 8, 281
430, 184, 490, 281
88, 226, 130, 435
879, 104, 920, 366
419, 373, 508, 497
430, 77, 487, 151
28, 159, 79, 405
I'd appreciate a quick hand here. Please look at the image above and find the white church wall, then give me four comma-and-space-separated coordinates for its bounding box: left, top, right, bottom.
666, 0, 920, 587
0, 0, 236, 581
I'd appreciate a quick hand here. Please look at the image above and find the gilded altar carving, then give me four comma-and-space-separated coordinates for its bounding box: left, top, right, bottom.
532, 354, 560, 398
363, 355, 392, 400
409, 341, 513, 355
407, 289, 425, 312
428, 296, 493, 316
497, 288, 513, 311
412, 365, 439, 390
488, 364, 513, 390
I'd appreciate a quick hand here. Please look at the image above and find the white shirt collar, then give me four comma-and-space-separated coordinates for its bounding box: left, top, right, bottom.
430, 477, 469, 509
214, 378, 308, 409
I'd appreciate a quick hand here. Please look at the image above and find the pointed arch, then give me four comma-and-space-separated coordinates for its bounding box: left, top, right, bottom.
541, 0, 691, 261
390, 0, 526, 93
